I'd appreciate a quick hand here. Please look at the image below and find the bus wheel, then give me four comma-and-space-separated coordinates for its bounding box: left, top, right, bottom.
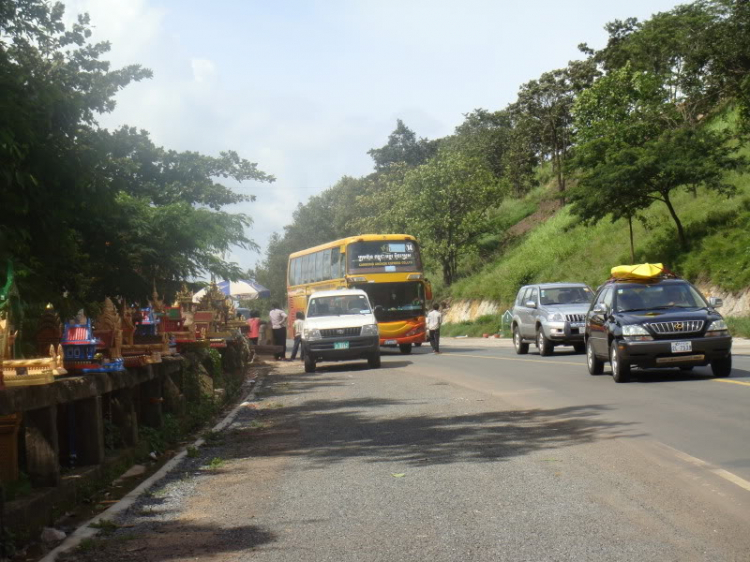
399, 344, 412, 354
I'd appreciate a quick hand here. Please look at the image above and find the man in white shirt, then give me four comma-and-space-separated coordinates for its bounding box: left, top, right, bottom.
269, 303, 288, 360
426, 303, 442, 354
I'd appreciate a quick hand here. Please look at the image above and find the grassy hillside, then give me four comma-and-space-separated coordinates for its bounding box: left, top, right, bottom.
448, 169, 750, 310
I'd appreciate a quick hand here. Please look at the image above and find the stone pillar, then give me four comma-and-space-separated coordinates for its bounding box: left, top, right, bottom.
111, 388, 138, 447
140, 377, 163, 428
74, 396, 104, 465
162, 374, 185, 417
24, 406, 60, 487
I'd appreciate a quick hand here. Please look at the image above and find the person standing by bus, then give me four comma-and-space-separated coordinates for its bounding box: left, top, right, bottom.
290, 311, 305, 361
427, 302, 442, 354
269, 303, 288, 360
247, 310, 260, 345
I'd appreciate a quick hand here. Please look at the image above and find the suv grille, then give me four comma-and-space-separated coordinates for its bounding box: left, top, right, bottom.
646, 320, 704, 335
320, 327, 362, 338
566, 314, 586, 323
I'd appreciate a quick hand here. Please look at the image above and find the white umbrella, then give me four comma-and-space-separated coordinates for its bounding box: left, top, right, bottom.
192, 280, 271, 303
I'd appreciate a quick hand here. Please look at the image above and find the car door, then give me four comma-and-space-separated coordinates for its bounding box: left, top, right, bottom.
513, 286, 529, 336
588, 287, 612, 356
522, 286, 540, 338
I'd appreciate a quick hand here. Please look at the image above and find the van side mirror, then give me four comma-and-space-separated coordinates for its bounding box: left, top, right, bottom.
593, 303, 608, 314
708, 296, 723, 308
525, 300, 537, 309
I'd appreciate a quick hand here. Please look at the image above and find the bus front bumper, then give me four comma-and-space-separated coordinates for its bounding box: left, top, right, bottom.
380, 332, 426, 346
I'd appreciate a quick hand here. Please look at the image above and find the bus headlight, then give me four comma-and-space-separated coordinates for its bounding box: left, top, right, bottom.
361, 324, 379, 336
303, 328, 322, 341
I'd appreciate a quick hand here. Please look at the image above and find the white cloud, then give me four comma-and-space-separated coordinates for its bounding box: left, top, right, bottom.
191, 57, 217, 83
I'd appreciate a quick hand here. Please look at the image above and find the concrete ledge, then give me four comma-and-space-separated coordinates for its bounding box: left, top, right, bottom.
3, 449, 138, 542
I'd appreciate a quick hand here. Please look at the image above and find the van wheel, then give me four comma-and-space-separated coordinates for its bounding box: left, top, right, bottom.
368, 353, 381, 369
537, 328, 554, 356
304, 356, 316, 373
513, 326, 529, 355
610, 341, 630, 383
711, 355, 732, 377
399, 344, 412, 354
587, 340, 604, 375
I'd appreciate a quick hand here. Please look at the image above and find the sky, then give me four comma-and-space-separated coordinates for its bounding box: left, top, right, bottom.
64, 0, 683, 274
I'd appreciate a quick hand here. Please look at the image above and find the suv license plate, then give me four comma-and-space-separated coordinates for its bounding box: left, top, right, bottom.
334, 341, 349, 350
571, 322, 584, 328
671, 341, 692, 353
384, 340, 397, 345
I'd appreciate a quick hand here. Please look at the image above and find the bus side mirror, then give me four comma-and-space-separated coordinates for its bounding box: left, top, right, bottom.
425, 280, 433, 301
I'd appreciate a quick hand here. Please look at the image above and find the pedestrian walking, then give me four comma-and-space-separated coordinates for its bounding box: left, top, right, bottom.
269, 303, 288, 360
247, 310, 260, 345
427, 302, 442, 354
290, 311, 305, 361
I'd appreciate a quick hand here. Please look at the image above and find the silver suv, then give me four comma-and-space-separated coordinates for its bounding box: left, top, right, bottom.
511, 283, 594, 355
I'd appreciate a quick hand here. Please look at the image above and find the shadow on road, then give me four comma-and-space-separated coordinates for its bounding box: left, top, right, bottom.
60, 521, 276, 562
312, 360, 413, 373
218, 371, 642, 471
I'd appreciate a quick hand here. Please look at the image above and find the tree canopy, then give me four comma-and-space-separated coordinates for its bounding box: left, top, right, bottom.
0, 0, 273, 309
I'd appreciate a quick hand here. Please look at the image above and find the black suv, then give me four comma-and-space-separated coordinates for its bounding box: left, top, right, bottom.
585, 276, 732, 382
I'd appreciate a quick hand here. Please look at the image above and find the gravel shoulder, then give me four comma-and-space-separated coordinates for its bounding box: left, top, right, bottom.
58, 358, 750, 562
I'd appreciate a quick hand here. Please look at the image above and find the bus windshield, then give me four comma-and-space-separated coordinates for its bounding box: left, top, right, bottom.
347, 240, 421, 274
356, 282, 425, 322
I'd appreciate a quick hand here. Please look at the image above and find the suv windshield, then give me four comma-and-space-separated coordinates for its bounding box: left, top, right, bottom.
540, 286, 592, 306
307, 295, 371, 317
614, 282, 707, 312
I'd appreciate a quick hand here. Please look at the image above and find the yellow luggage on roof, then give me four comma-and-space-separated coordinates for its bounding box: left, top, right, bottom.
610, 263, 666, 279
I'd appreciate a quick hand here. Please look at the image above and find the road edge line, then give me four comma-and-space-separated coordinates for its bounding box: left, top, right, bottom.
660, 443, 750, 494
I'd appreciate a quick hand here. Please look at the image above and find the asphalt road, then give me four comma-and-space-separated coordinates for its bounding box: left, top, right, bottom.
62, 341, 750, 562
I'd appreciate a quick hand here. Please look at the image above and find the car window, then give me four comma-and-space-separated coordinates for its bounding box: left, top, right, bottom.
539, 286, 593, 305
307, 295, 371, 317
594, 287, 611, 307
529, 288, 538, 304
516, 287, 528, 306
614, 283, 706, 312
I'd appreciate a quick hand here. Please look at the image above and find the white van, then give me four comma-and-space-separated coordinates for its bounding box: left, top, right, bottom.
301, 289, 381, 373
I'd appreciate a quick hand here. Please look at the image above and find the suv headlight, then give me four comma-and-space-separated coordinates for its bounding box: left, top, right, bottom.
706, 319, 729, 337
549, 312, 564, 322
361, 324, 379, 336
622, 324, 653, 341
303, 328, 322, 341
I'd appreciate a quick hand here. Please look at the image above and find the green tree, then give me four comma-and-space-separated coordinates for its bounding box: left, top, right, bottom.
398, 151, 501, 285
367, 119, 437, 171
0, 1, 273, 306
452, 108, 537, 196
511, 61, 597, 197
571, 64, 744, 250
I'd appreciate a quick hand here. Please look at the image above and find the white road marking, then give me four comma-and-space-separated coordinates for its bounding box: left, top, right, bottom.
661, 444, 750, 493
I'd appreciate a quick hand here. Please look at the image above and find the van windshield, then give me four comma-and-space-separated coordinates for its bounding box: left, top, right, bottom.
307, 295, 371, 317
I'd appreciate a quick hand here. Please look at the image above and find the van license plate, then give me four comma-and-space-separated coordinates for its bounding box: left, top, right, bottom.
671, 341, 692, 353
334, 342, 349, 350
384, 340, 397, 345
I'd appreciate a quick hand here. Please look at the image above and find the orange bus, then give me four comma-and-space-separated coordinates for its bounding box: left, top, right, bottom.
287, 234, 432, 353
